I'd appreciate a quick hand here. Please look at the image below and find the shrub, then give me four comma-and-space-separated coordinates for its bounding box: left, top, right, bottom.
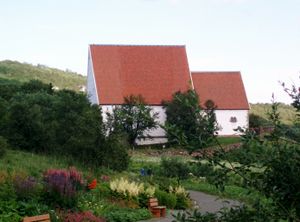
282, 123, 300, 141
173, 205, 273, 222
16, 200, 50, 217
0, 136, 8, 158
103, 208, 151, 222
249, 113, 270, 128
138, 186, 156, 208
0, 199, 22, 222
0, 170, 8, 184
149, 176, 178, 192
189, 162, 214, 178
169, 185, 190, 209
160, 157, 190, 183
13, 175, 40, 200
63, 211, 106, 222
98, 135, 130, 171
43, 167, 84, 207
175, 193, 190, 210
4, 83, 106, 167
155, 189, 177, 209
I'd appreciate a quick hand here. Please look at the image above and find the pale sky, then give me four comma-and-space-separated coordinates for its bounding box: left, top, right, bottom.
0, 0, 299, 104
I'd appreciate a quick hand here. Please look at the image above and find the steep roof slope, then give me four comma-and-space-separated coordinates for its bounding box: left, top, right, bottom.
192, 72, 249, 110
90, 45, 192, 105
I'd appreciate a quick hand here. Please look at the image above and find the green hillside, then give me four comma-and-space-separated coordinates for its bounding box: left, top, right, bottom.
0, 60, 86, 91
250, 103, 297, 125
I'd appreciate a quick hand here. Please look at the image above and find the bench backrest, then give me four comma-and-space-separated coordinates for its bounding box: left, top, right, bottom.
148, 198, 159, 208
23, 214, 50, 222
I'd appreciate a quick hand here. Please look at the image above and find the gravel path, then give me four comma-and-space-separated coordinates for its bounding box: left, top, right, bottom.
140, 190, 241, 222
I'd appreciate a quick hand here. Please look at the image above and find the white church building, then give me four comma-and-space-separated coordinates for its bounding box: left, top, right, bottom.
87, 44, 249, 144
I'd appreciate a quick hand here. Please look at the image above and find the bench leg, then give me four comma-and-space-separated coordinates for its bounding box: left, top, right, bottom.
160, 208, 166, 217
151, 209, 161, 218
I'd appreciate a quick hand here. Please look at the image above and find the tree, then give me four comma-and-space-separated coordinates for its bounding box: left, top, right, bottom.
163, 90, 218, 152
106, 95, 159, 146
199, 99, 300, 221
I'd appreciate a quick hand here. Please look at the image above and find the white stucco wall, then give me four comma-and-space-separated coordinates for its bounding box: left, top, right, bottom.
101, 105, 167, 145
215, 110, 249, 136
86, 49, 99, 105
101, 106, 249, 143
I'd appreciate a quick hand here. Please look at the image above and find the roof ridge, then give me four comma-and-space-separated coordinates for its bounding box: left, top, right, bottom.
192, 71, 241, 74
89, 44, 186, 47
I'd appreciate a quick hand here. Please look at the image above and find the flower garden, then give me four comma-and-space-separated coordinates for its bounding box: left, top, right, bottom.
0, 149, 193, 222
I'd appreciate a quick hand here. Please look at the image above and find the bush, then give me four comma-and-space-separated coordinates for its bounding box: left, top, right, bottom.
160, 157, 190, 183
103, 208, 152, 222
0, 136, 8, 158
0, 199, 22, 222
249, 113, 270, 128
169, 186, 191, 209
12, 175, 41, 200
163, 90, 218, 151
3, 82, 106, 167
175, 193, 190, 209
173, 205, 273, 222
63, 211, 106, 222
282, 123, 300, 141
155, 189, 177, 209
189, 162, 215, 178
99, 135, 130, 171
43, 167, 85, 207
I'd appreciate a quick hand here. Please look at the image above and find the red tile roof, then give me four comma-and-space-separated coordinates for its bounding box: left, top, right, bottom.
192, 72, 249, 110
90, 44, 192, 105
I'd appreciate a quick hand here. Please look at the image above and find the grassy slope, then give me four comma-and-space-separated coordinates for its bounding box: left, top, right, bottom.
2, 148, 260, 204
0, 60, 86, 91
250, 103, 297, 125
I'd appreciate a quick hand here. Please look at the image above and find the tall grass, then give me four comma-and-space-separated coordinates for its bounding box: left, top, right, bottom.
0, 149, 113, 179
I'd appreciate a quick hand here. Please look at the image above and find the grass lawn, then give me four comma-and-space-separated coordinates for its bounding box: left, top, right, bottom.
215, 136, 241, 146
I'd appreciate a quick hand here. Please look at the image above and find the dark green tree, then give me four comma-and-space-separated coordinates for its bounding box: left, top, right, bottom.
106, 95, 159, 146
163, 90, 218, 151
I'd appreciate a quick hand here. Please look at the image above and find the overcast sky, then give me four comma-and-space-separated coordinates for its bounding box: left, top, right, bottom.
0, 0, 299, 103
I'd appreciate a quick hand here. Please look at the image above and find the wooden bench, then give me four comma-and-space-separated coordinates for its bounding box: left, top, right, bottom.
148, 198, 166, 218
23, 214, 50, 222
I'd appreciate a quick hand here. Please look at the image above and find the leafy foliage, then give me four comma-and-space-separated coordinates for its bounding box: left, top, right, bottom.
154, 189, 177, 209
106, 95, 159, 145
160, 157, 190, 183
0, 136, 8, 158
98, 135, 130, 171
163, 90, 218, 152
63, 211, 106, 222
103, 208, 151, 222
249, 113, 270, 128
173, 204, 273, 222
202, 98, 300, 220
0, 79, 131, 170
